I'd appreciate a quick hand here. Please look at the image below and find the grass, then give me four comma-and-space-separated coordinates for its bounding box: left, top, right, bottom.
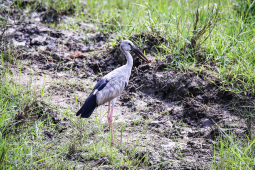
0, 67, 36, 169
216, 128, 255, 169
0, 66, 153, 169
1, 0, 255, 169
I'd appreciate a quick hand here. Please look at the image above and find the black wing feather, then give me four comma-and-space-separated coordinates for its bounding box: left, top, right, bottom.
76, 79, 109, 118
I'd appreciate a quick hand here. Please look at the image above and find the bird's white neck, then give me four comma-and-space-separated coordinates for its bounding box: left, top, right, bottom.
121, 49, 133, 68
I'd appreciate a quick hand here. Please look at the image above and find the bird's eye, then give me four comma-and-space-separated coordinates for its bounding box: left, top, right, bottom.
128, 43, 132, 49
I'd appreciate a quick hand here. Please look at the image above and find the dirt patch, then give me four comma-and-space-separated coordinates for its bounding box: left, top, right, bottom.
130, 32, 169, 54
12, 23, 107, 54
7, 21, 108, 75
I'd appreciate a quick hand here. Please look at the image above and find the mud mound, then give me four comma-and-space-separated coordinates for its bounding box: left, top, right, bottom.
10, 22, 108, 74
85, 33, 168, 75
181, 98, 221, 127
130, 33, 168, 54
85, 42, 234, 105
84, 44, 240, 134
86, 47, 152, 75
128, 62, 235, 104
13, 23, 106, 53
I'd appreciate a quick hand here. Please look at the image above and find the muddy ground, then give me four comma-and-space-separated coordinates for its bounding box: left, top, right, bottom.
1, 2, 251, 169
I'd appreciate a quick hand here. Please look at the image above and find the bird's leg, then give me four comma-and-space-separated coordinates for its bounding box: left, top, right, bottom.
110, 103, 114, 141
107, 101, 111, 132
107, 98, 117, 143
107, 101, 113, 142
107, 101, 111, 114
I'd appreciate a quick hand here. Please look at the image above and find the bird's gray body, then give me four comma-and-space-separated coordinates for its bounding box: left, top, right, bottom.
95, 64, 132, 106
76, 40, 150, 122
76, 40, 150, 143
93, 40, 135, 106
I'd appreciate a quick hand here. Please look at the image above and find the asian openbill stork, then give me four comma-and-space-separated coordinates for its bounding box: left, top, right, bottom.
76, 40, 150, 143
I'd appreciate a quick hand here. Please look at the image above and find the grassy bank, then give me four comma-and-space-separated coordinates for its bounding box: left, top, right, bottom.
14, 0, 255, 93
33, 0, 255, 94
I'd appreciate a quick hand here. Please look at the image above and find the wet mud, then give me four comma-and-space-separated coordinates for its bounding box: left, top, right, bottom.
2, 2, 251, 169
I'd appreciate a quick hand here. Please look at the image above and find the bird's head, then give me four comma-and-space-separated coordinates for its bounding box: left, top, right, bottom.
120, 40, 150, 63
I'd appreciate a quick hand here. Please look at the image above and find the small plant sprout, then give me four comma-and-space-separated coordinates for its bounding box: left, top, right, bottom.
41, 74, 46, 99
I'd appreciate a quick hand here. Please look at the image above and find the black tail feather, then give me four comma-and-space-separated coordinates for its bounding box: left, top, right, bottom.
76, 94, 97, 118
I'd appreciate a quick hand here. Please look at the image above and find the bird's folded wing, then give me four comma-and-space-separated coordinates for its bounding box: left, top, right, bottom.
96, 76, 128, 106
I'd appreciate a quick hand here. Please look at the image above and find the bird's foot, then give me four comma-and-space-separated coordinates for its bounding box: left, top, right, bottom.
110, 140, 120, 146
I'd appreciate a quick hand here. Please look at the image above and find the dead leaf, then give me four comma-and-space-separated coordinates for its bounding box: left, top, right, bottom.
67, 51, 87, 59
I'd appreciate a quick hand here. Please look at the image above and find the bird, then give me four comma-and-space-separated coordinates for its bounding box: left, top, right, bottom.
76, 40, 150, 143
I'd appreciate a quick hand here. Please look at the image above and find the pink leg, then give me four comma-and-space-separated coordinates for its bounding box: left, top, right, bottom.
107, 98, 116, 143
107, 101, 111, 133
107, 102, 113, 142
107, 102, 111, 114
110, 104, 114, 141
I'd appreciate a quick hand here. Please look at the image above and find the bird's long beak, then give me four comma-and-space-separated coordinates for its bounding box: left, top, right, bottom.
133, 46, 150, 63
